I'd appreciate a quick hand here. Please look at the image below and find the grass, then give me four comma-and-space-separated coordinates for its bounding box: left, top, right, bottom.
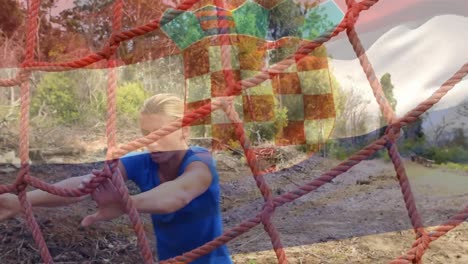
0, 105, 19, 118
437, 162, 468, 172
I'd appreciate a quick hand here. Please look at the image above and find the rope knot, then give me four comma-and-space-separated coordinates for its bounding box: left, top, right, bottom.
100, 40, 119, 60
414, 228, 431, 263
15, 182, 28, 193
261, 200, 276, 223
385, 123, 402, 145
17, 69, 32, 83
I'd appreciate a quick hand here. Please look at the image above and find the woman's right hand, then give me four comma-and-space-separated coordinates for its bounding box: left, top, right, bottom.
0, 193, 21, 221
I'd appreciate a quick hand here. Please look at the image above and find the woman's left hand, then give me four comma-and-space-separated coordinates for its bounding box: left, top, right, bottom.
79, 174, 125, 226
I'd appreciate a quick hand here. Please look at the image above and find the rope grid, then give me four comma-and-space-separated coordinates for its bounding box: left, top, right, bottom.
0, 0, 467, 263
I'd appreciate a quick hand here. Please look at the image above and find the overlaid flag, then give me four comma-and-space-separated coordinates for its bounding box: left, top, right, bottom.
157, 1, 344, 167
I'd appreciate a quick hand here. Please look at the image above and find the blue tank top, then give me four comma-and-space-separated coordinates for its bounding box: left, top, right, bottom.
120, 146, 233, 264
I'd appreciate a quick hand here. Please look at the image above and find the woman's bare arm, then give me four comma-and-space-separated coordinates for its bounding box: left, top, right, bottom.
0, 174, 91, 221
26, 174, 93, 207
132, 161, 212, 214
27, 160, 128, 208
1, 161, 129, 221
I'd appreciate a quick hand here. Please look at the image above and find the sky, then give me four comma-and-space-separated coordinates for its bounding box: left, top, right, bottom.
335, 0, 424, 26
333, 0, 467, 33
328, 0, 468, 58
47, 0, 468, 30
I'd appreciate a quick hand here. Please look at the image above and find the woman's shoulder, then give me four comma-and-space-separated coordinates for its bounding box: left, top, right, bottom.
188, 146, 215, 160
120, 150, 151, 168
189, 145, 210, 154
185, 146, 221, 188
122, 150, 150, 158
186, 146, 217, 169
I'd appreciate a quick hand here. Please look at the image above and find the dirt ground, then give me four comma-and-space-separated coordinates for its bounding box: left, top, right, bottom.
0, 131, 467, 264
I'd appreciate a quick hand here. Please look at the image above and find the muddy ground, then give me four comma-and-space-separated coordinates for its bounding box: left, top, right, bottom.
0, 134, 467, 264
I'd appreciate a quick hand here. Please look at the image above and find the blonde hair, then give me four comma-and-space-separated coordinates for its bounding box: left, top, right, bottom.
140, 93, 184, 119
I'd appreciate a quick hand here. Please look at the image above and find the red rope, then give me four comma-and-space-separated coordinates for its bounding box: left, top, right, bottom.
105, 1, 154, 263
0, 0, 466, 263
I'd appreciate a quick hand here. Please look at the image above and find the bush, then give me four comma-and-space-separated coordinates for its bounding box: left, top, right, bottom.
189, 125, 211, 138
442, 162, 468, 172
401, 137, 426, 156
116, 82, 148, 118
401, 138, 468, 164
245, 101, 288, 145
246, 122, 276, 144
296, 144, 308, 153
316, 140, 357, 160
31, 73, 80, 124
274, 105, 288, 134
91, 81, 148, 121
428, 146, 468, 164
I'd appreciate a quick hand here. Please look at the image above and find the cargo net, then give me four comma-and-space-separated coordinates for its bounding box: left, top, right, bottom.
0, 0, 467, 263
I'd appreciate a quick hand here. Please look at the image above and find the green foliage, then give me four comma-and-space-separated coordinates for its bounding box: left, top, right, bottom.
401, 136, 427, 156
401, 136, 468, 165
246, 122, 276, 143
32, 73, 81, 124
274, 105, 288, 134
190, 125, 211, 138
428, 146, 468, 164
381, 151, 391, 162
269, 0, 305, 39
300, 5, 334, 40
296, 144, 308, 153
322, 139, 369, 160
450, 127, 468, 148
322, 128, 468, 165
402, 117, 425, 141
440, 162, 468, 172
233, 1, 269, 39
161, 9, 205, 49
227, 138, 242, 150
90, 81, 148, 121
245, 97, 289, 144
378, 73, 397, 136
116, 82, 148, 118
380, 73, 397, 112
323, 141, 349, 160
90, 90, 107, 118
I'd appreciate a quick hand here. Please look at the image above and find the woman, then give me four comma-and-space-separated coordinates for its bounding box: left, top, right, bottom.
0, 94, 233, 264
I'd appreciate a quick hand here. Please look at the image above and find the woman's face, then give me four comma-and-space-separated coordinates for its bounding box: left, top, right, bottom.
139, 113, 188, 163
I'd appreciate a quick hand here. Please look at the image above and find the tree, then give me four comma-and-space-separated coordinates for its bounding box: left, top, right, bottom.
380, 72, 397, 119
31, 72, 81, 124
451, 126, 467, 148
57, 0, 114, 51
0, 0, 25, 109
0, 0, 23, 38
333, 76, 371, 142
233, 1, 269, 39
426, 115, 455, 147
456, 99, 468, 117
403, 115, 425, 141
299, 4, 334, 40
378, 73, 397, 137
268, 0, 306, 40
56, 0, 178, 64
